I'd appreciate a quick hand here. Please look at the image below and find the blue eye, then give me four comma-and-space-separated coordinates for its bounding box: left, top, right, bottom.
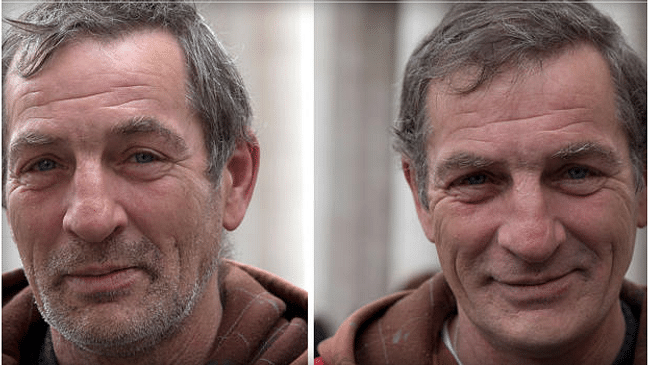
567, 166, 589, 179
133, 152, 156, 164
34, 159, 57, 172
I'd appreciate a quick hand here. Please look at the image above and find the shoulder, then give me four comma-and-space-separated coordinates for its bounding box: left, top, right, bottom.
3, 268, 48, 365
621, 279, 646, 314
227, 260, 307, 314
318, 272, 457, 365
3, 268, 35, 317
620, 279, 646, 365
211, 260, 307, 364
3, 269, 30, 306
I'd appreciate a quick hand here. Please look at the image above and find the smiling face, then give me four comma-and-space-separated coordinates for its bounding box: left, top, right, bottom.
4, 29, 229, 354
406, 44, 646, 359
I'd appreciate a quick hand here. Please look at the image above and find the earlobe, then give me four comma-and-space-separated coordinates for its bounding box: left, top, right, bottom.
402, 158, 436, 242
222, 131, 260, 231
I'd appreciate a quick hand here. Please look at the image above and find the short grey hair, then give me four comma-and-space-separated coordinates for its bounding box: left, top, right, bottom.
395, 1, 646, 209
2, 0, 253, 190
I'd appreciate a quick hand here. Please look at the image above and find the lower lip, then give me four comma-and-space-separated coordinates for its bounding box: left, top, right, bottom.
494, 273, 575, 306
65, 268, 141, 295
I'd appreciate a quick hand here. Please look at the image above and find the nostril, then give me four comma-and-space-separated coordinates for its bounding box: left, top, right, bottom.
554, 220, 567, 244
497, 217, 563, 264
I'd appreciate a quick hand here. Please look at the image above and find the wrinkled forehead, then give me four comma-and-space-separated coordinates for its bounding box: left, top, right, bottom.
3, 26, 189, 112
4, 28, 190, 127
425, 43, 617, 132
5, 22, 175, 75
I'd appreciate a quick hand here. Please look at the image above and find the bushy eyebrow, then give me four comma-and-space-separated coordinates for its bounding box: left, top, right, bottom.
7, 131, 63, 169
110, 116, 189, 155
434, 152, 502, 183
7, 116, 189, 168
550, 141, 622, 167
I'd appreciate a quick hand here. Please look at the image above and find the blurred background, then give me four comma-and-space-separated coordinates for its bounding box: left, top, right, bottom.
314, 1, 647, 341
1, 2, 314, 291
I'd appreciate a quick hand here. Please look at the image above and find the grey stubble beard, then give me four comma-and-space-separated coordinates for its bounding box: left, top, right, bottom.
34, 233, 222, 358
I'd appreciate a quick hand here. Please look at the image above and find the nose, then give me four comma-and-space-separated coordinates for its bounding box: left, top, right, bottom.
497, 177, 566, 264
62, 162, 127, 243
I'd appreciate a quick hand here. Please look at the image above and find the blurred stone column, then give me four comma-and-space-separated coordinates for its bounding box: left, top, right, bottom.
316, 2, 397, 330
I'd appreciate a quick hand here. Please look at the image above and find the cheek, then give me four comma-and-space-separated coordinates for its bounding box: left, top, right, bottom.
122, 177, 209, 229
558, 193, 637, 276
122, 178, 221, 272
432, 202, 498, 282
6, 190, 66, 273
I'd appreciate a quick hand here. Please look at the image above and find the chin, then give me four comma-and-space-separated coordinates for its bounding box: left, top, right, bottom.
482, 308, 596, 356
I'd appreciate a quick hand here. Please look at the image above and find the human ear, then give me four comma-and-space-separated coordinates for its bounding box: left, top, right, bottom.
222, 131, 260, 231
402, 158, 436, 242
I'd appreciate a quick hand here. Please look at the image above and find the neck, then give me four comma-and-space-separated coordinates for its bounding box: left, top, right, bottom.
451, 301, 626, 365
51, 273, 223, 365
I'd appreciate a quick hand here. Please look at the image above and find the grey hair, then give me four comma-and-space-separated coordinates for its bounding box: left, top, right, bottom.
395, 1, 646, 209
2, 0, 253, 193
